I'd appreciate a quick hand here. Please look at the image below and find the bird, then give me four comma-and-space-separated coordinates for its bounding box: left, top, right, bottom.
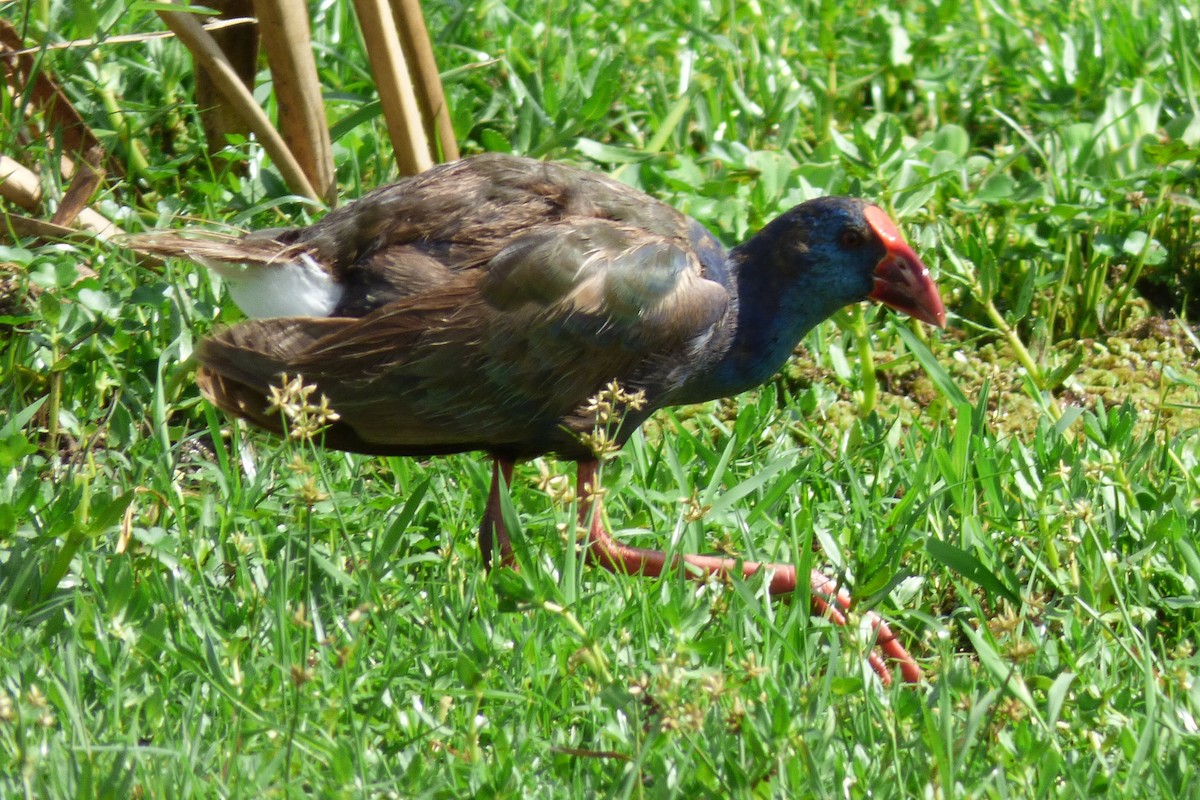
134, 153, 945, 685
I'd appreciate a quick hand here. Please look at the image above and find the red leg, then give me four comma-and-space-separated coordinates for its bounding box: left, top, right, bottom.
808, 571, 924, 684
480, 458, 516, 570
576, 461, 922, 685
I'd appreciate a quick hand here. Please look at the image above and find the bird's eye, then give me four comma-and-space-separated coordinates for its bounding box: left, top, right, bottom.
840, 229, 866, 248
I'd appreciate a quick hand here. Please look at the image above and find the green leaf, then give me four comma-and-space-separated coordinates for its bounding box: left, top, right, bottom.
330, 100, 383, 143
480, 128, 513, 154
976, 173, 1015, 202
894, 324, 970, 409
456, 652, 483, 688
580, 58, 623, 122
1046, 671, 1076, 728
492, 567, 536, 610
130, 2, 220, 15
1176, 537, 1200, 588
933, 124, 970, 157
0, 245, 34, 265
0, 396, 47, 437
1044, 346, 1085, 391
574, 138, 649, 164
370, 478, 430, 572
77, 288, 113, 314
86, 491, 137, 536
960, 621, 1040, 717
926, 537, 1021, 607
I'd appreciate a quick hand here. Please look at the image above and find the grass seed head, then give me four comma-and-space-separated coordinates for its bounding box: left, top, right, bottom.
267, 373, 341, 440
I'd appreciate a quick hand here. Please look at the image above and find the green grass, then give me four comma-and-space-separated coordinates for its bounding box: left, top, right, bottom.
3, 0, 1200, 796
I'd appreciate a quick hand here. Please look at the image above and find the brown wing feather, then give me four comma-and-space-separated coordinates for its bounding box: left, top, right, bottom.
163, 155, 734, 459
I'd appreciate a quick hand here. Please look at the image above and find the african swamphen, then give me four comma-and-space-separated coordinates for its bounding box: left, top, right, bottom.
137, 153, 944, 685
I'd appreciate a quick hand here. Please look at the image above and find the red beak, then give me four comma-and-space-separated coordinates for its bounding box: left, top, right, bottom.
863, 206, 946, 328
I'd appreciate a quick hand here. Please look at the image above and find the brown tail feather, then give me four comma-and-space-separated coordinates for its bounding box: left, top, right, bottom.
196, 316, 351, 424
198, 318, 347, 383
196, 367, 287, 436
126, 231, 304, 266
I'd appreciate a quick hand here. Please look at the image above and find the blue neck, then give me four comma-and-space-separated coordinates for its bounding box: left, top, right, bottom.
677, 239, 842, 402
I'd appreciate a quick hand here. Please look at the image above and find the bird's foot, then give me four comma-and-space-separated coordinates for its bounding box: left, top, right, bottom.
808, 570, 923, 685
575, 463, 921, 685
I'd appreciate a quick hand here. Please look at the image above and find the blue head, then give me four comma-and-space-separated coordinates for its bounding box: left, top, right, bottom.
688, 197, 945, 400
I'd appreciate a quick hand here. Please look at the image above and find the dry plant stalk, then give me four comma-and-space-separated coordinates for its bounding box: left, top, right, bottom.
194, 0, 260, 158
156, 4, 322, 202
351, 0, 433, 176
50, 145, 106, 228
0, 155, 119, 239
0, 19, 123, 240
389, 0, 457, 162
254, 0, 337, 203
0, 156, 41, 212
0, 19, 121, 178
